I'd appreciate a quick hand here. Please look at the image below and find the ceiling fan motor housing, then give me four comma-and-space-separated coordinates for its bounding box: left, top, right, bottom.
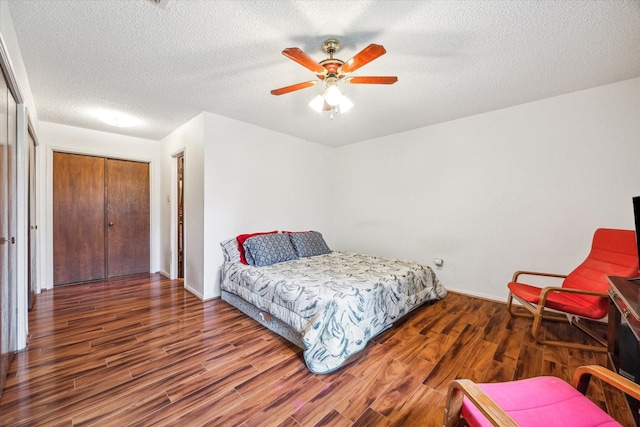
322, 38, 341, 56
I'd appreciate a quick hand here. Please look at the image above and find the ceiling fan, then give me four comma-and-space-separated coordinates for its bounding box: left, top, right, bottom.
271, 38, 398, 113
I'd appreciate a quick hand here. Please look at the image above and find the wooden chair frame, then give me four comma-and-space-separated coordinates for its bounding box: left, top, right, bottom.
506, 270, 609, 352
443, 365, 640, 427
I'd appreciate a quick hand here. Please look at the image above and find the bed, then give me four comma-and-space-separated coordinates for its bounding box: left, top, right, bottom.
220, 231, 447, 374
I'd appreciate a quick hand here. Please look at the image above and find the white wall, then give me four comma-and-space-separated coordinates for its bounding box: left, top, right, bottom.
37, 122, 161, 290
17, 80, 640, 306
331, 78, 640, 301
201, 112, 332, 299
158, 112, 333, 299
159, 113, 205, 297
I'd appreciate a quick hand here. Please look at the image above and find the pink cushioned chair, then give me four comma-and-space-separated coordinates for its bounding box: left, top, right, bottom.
443, 365, 640, 427
506, 228, 639, 352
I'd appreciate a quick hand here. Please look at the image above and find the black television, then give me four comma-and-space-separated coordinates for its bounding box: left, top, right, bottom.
634, 196, 640, 275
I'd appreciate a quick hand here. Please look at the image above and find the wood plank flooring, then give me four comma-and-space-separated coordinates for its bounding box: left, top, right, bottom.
0, 273, 635, 426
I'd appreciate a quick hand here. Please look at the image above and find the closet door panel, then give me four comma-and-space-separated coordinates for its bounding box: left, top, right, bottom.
0, 68, 17, 397
0, 62, 9, 396
28, 134, 37, 308
53, 153, 106, 285
6, 83, 16, 363
106, 159, 149, 277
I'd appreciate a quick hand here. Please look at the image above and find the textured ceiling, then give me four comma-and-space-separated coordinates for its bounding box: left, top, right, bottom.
7, 0, 640, 147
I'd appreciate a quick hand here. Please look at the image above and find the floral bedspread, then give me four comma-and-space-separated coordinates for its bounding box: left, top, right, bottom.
221, 251, 447, 374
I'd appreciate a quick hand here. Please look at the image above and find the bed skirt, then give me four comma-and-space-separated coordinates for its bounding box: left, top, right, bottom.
220, 289, 437, 366
221, 290, 306, 349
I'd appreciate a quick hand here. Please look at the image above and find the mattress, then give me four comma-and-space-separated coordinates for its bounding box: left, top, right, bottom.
221, 250, 447, 374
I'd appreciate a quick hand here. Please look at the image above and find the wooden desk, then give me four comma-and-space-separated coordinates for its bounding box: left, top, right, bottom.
608, 276, 640, 366
607, 276, 640, 425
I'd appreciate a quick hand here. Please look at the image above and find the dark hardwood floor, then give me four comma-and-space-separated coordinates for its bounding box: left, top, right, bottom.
0, 274, 634, 426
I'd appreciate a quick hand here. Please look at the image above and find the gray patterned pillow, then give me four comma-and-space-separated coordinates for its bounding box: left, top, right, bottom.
220, 238, 241, 263
243, 233, 298, 267
289, 231, 331, 257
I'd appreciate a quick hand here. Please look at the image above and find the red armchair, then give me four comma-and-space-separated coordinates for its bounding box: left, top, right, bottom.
506, 228, 638, 352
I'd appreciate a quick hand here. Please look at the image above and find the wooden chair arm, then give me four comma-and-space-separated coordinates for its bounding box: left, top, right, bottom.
512, 270, 567, 282
538, 286, 608, 306
572, 365, 640, 401
443, 379, 519, 427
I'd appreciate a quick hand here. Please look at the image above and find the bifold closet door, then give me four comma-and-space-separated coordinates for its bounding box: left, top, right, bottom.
53, 153, 150, 285
53, 152, 106, 285
105, 159, 150, 278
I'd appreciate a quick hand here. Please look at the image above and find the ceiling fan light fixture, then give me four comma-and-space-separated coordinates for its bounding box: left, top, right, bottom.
323, 84, 342, 106
272, 39, 396, 112
308, 95, 324, 113
272, 38, 397, 118
338, 95, 354, 113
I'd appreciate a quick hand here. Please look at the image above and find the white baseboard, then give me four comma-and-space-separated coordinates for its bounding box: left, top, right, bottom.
184, 284, 204, 300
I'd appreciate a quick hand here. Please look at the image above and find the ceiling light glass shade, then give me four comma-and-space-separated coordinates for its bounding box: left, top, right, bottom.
308, 95, 324, 113
338, 96, 354, 113
309, 88, 354, 114
324, 85, 342, 106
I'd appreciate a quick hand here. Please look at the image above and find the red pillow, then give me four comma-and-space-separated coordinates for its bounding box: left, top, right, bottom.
236, 231, 278, 264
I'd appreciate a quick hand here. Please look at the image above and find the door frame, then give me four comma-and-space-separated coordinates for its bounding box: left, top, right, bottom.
176, 153, 184, 279
170, 148, 185, 280
15, 105, 36, 349
44, 146, 157, 290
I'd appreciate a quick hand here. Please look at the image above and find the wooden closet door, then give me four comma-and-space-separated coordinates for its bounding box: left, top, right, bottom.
106, 159, 149, 277
53, 153, 106, 285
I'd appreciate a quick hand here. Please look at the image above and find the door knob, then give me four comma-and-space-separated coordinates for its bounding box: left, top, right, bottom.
108, 222, 114, 227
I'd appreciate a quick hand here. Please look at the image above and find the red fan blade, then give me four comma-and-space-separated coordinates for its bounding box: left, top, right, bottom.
345, 76, 398, 85
282, 48, 326, 75
270, 80, 319, 96
340, 44, 387, 74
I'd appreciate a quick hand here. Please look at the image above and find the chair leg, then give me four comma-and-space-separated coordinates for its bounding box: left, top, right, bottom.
506, 293, 607, 352
570, 319, 608, 349
443, 383, 465, 427
537, 315, 607, 353
539, 337, 607, 353
507, 292, 537, 319
506, 291, 514, 314
532, 305, 545, 342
